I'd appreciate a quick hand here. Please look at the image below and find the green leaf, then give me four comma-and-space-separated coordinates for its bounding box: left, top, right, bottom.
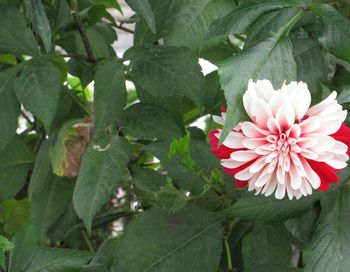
94, 59, 126, 135
303, 189, 350, 271
73, 136, 132, 232
242, 225, 293, 271
24, 247, 92, 272
120, 103, 184, 140
0, 198, 30, 236
218, 9, 302, 143
125, 46, 204, 107
26, 0, 52, 52
293, 38, 324, 96
14, 60, 62, 132
30, 176, 74, 238
126, 0, 156, 33
113, 206, 224, 272
224, 193, 320, 222
309, 3, 350, 63
9, 223, 41, 272
207, 0, 300, 39
0, 68, 20, 150
28, 139, 55, 197
0, 137, 34, 200
0, 4, 39, 55
337, 86, 350, 105
0, 235, 15, 269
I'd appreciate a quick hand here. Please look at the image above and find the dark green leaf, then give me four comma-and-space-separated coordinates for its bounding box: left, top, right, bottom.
304, 189, 350, 271
30, 176, 74, 238
120, 103, 183, 140
26, 0, 52, 52
24, 247, 92, 272
94, 59, 126, 135
242, 225, 292, 271
0, 4, 39, 55
126, 0, 156, 33
125, 46, 204, 106
207, 0, 300, 39
73, 136, 132, 232
0, 68, 20, 150
309, 3, 350, 63
113, 206, 223, 272
14, 60, 62, 132
218, 9, 302, 143
224, 193, 320, 222
0, 137, 34, 200
9, 223, 41, 272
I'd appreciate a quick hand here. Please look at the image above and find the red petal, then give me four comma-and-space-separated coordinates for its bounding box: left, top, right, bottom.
221, 105, 227, 112
234, 179, 249, 188
331, 122, 350, 155
307, 159, 340, 191
208, 129, 235, 159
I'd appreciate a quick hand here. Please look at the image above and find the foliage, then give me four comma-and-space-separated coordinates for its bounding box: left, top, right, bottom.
0, 0, 349, 271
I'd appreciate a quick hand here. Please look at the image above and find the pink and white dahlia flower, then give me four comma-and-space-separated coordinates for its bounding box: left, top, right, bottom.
209, 80, 350, 199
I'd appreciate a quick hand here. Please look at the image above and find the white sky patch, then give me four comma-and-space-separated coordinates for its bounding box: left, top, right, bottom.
198, 58, 218, 75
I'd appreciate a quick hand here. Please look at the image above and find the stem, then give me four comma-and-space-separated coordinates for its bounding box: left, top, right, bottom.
82, 230, 94, 252
70, 1, 95, 62
224, 238, 233, 271
109, 22, 134, 34
63, 86, 92, 115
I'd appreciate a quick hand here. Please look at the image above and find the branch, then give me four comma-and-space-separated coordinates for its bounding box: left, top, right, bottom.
109, 22, 134, 34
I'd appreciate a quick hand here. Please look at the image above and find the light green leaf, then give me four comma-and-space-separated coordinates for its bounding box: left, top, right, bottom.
26, 0, 52, 52
224, 192, 320, 222
309, 3, 350, 63
0, 68, 20, 150
0, 4, 39, 55
24, 247, 92, 272
126, 0, 156, 33
94, 59, 126, 135
0, 137, 34, 201
9, 223, 41, 272
0, 235, 15, 269
304, 189, 350, 272
73, 136, 132, 232
125, 46, 204, 107
113, 206, 223, 272
14, 60, 62, 132
120, 103, 184, 140
218, 9, 302, 143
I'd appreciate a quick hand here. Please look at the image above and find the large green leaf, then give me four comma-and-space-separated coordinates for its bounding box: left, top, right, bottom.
125, 46, 204, 106
224, 193, 320, 222
14, 60, 62, 132
0, 4, 39, 55
0, 68, 20, 150
73, 136, 132, 232
24, 248, 92, 272
242, 225, 293, 271
134, 0, 233, 51
30, 176, 74, 238
309, 3, 350, 63
303, 189, 350, 271
0, 137, 34, 200
120, 103, 184, 140
113, 206, 223, 272
218, 9, 303, 143
94, 59, 126, 135
126, 0, 156, 33
9, 223, 41, 272
207, 0, 301, 39
26, 0, 52, 52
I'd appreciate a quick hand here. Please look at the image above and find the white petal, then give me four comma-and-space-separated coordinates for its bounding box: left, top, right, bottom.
241, 122, 269, 137
275, 182, 286, 199
221, 159, 246, 169
223, 132, 245, 149
276, 104, 295, 129
242, 138, 267, 149
235, 167, 255, 180
230, 150, 259, 162
213, 115, 224, 125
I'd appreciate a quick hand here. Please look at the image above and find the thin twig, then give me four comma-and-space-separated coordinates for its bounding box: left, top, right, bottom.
224, 238, 233, 271
20, 110, 34, 125
109, 22, 134, 34
70, 1, 95, 62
